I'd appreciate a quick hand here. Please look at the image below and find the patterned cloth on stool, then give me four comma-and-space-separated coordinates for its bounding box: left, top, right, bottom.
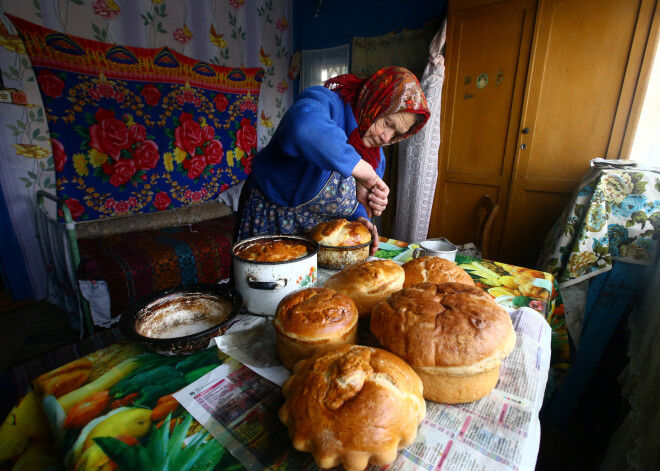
77, 214, 235, 319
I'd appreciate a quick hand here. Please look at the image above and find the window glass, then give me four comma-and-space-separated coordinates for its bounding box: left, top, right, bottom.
300, 45, 350, 92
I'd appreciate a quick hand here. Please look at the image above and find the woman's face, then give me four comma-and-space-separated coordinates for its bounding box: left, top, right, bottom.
362, 112, 418, 148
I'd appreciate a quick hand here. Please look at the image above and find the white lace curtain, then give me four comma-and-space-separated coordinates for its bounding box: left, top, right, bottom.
392, 20, 446, 243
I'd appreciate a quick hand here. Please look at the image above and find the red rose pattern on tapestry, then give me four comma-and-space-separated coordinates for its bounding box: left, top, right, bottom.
10, 15, 262, 221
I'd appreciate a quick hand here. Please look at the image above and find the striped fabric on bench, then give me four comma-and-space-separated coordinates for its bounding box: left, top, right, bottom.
76, 215, 235, 318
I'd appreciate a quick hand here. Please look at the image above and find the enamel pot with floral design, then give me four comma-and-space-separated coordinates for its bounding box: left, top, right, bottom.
231, 235, 319, 315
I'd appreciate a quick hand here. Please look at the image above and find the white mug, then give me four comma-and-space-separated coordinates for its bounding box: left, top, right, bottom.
412, 238, 458, 262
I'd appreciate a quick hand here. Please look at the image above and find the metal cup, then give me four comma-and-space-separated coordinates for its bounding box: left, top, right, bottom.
412, 238, 458, 262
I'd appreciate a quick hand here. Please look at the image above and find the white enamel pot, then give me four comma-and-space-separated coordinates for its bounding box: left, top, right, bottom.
231, 235, 320, 315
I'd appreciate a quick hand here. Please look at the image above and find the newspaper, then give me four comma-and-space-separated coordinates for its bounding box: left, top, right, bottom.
174, 306, 551, 471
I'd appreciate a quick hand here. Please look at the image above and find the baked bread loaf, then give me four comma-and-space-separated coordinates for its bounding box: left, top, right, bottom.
307, 218, 371, 247
274, 287, 358, 370
324, 259, 405, 317
279, 344, 426, 471
402, 256, 475, 288
371, 282, 516, 403
234, 238, 309, 262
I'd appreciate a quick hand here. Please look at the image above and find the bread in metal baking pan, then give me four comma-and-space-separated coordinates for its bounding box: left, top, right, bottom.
233, 238, 309, 262
307, 218, 371, 247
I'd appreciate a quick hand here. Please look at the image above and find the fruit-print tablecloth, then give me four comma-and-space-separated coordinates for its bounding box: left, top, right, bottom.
537, 161, 660, 288
2, 243, 564, 470
1, 343, 244, 471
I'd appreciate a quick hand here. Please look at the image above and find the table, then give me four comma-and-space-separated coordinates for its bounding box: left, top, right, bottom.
1, 245, 557, 470
536, 160, 660, 429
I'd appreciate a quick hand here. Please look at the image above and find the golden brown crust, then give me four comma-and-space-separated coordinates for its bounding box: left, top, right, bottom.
307, 218, 371, 247
413, 364, 501, 404
370, 282, 514, 368
402, 256, 475, 288
276, 325, 358, 371
274, 288, 358, 339
234, 239, 308, 262
324, 260, 405, 317
274, 288, 359, 370
370, 282, 516, 403
279, 345, 425, 471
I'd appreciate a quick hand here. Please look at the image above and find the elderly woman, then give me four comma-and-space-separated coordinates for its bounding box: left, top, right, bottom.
236, 66, 430, 254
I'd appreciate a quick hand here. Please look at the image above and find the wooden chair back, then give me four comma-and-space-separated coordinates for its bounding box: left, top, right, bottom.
476, 194, 500, 260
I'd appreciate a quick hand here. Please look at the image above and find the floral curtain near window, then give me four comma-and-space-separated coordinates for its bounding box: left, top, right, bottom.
392, 20, 446, 243
350, 20, 440, 80
0, 0, 292, 301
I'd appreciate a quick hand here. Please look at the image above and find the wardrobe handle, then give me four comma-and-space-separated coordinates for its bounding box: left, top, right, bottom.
522, 127, 530, 134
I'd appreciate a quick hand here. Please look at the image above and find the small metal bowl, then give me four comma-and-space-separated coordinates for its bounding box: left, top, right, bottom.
119, 283, 243, 355
317, 240, 371, 269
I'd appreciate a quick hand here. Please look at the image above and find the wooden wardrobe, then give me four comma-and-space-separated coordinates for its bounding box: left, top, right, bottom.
428, 0, 659, 268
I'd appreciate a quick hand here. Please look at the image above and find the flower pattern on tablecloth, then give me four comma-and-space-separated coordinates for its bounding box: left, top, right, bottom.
538, 164, 660, 288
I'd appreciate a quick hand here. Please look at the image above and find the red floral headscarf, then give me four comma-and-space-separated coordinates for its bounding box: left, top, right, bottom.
324, 66, 430, 169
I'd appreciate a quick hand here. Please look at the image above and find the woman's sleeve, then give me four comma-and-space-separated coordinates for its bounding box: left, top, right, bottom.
350, 204, 368, 220
375, 149, 386, 178
275, 88, 362, 179
349, 151, 386, 221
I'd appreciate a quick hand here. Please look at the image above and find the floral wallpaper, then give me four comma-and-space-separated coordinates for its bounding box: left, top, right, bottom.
0, 0, 292, 299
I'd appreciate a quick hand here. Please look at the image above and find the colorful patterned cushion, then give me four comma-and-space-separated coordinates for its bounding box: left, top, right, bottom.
9, 15, 262, 221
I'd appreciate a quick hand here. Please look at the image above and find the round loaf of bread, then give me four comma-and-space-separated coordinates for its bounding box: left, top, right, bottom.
370, 282, 516, 403
307, 218, 371, 247
274, 287, 358, 370
324, 260, 405, 317
279, 344, 426, 471
402, 256, 475, 288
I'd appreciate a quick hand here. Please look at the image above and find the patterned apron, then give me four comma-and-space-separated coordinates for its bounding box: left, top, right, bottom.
237, 172, 359, 239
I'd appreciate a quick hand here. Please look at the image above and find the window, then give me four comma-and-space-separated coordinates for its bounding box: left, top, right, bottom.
300, 45, 349, 92
630, 38, 660, 167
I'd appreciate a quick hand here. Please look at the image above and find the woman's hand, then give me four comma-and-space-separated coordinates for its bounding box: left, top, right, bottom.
352, 160, 389, 217
356, 217, 379, 256
366, 179, 389, 216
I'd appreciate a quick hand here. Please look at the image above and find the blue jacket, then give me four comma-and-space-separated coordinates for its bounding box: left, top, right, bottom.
250, 86, 385, 220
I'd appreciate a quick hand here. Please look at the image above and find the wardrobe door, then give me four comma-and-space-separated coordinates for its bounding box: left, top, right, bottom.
428, 0, 537, 249
498, 0, 658, 266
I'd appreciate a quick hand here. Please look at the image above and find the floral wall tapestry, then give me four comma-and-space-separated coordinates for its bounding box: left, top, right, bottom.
11, 15, 263, 221
0, 0, 293, 299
